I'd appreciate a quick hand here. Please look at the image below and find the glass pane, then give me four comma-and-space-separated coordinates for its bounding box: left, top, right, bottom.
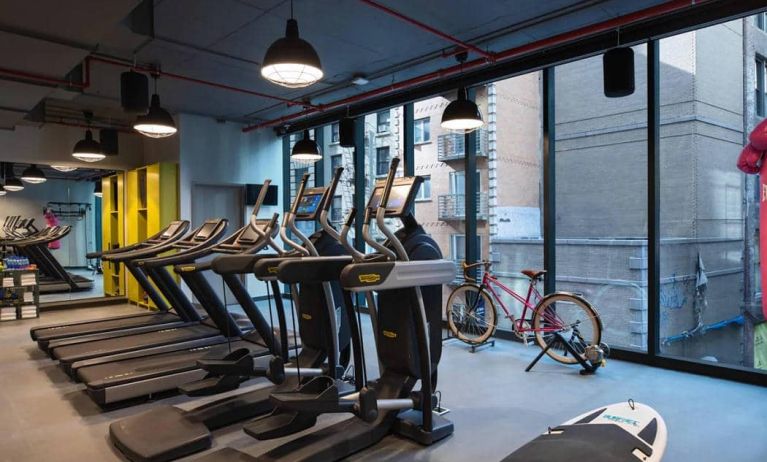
473, 73, 544, 331
322, 125, 354, 229
555, 45, 649, 351
288, 130, 317, 237
660, 21, 766, 373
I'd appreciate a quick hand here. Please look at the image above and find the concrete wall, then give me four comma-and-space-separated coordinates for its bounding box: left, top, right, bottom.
177, 113, 283, 296
0, 178, 96, 267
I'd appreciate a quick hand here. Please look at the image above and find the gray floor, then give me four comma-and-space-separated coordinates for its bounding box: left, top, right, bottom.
1, 304, 766, 462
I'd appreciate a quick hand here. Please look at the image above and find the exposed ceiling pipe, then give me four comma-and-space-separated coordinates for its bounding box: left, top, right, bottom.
359, 0, 496, 61
88, 55, 320, 109
0, 58, 90, 89
242, 0, 710, 133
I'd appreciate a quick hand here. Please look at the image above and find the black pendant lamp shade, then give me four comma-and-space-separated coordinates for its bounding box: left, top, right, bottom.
21, 164, 46, 184
72, 129, 105, 162
121, 71, 149, 114
261, 17, 323, 88
134, 94, 177, 138
0, 183, 5, 196
441, 87, 484, 132
603, 47, 635, 98
291, 130, 322, 162
94, 181, 103, 197
3, 164, 23, 192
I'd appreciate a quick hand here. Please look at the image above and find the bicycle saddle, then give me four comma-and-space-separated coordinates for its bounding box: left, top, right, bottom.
521, 269, 546, 280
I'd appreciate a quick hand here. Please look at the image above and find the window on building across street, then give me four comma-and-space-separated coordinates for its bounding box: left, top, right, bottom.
414, 117, 430, 143
331, 122, 340, 143
330, 154, 342, 171
756, 12, 767, 31
451, 234, 482, 263
376, 146, 390, 176
377, 110, 390, 133
757, 57, 765, 117
331, 196, 343, 223
415, 175, 431, 201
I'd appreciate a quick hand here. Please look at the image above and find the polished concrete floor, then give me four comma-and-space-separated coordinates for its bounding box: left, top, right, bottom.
1, 304, 766, 462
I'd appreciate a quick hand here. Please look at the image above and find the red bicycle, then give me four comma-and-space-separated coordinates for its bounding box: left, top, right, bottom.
446, 261, 602, 364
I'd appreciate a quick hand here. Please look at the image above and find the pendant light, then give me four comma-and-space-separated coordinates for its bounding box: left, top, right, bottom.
3, 164, 23, 192
94, 181, 103, 198
0, 184, 5, 196
441, 52, 483, 133
441, 87, 484, 132
21, 164, 46, 184
72, 111, 105, 162
134, 73, 177, 138
291, 129, 322, 162
50, 165, 77, 172
261, 0, 323, 88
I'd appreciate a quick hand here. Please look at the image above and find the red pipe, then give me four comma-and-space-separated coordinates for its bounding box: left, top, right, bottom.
88, 55, 319, 110
243, 0, 707, 133
359, 0, 495, 60
0, 64, 89, 89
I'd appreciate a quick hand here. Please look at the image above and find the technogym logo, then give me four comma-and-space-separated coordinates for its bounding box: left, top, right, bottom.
358, 273, 381, 283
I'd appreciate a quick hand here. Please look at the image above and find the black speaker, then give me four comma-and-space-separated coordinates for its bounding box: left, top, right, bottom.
603, 47, 635, 98
246, 184, 278, 206
121, 71, 149, 114
99, 128, 119, 155
339, 117, 355, 148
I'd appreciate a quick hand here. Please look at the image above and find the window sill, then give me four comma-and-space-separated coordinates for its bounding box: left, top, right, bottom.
415, 198, 432, 202
415, 140, 432, 146
376, 131, 391, 137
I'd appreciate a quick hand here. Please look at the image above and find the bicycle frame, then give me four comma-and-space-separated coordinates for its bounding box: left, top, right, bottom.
477, 272, 563, 334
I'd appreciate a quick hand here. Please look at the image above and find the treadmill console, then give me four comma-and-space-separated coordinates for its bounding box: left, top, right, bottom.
367, 176, 422, 217
193, 221, 220, 241
294, 187, 326, 221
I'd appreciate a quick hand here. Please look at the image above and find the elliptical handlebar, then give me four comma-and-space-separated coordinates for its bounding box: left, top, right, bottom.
280, 173, 311, 256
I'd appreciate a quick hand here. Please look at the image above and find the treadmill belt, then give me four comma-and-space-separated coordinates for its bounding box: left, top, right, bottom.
35, 313, 179, 342
80, 340, 262, 388
53, 324, 220, 363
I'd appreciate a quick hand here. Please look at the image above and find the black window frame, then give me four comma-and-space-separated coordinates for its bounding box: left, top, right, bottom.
376, 110, 391, 133
376, 146, 390, 176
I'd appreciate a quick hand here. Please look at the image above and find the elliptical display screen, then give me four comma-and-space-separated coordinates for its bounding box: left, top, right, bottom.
295, 193, 323, 219
366, 183, 412, 215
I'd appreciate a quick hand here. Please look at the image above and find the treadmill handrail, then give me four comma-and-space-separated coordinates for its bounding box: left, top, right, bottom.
92, 221, 190, 259
106, 221, 221, 263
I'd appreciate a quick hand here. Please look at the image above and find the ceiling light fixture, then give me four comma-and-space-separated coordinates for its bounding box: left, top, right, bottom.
94, 181, 103, 198
441, 86, 484, 133
73, 111, 105, 162
261, 0, 323, 88
21, 164, 47, 184
134, 73, 177, 138
291, 129, 322, 162
0, 184, 5, 196
441, 51, 484, 133
50, 165, 78, 172
3, 164, 23, 192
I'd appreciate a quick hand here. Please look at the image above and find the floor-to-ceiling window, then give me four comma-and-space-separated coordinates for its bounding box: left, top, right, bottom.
554, 45, 649, 351
659, 20, 764, 372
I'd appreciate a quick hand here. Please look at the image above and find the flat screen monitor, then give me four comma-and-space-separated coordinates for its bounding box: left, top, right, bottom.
295, 192, 323, 218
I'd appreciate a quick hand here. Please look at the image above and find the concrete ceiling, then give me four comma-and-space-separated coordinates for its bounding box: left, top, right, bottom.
0, 0, 672, 130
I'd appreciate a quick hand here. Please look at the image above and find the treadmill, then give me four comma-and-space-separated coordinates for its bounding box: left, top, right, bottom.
30, 221, 190, 352
71, 180, 289, 404
108, 171, 356, 461
13, 224, 94, 293
49, 219, 229, 374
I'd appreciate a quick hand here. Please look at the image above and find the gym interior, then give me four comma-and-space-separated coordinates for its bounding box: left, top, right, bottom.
0, 1, 765, 461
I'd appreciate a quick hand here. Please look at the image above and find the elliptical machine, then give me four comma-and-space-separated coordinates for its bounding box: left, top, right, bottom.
198, 158, 456, 462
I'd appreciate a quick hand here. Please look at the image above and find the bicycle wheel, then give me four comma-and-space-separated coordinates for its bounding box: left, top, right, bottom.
446, 284, 497, 345
531, 293, 601, 364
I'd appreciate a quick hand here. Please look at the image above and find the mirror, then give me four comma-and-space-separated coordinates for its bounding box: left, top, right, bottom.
0, 162, 123, 306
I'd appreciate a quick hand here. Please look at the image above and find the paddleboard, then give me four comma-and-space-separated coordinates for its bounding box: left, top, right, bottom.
501, 401, 667, 462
